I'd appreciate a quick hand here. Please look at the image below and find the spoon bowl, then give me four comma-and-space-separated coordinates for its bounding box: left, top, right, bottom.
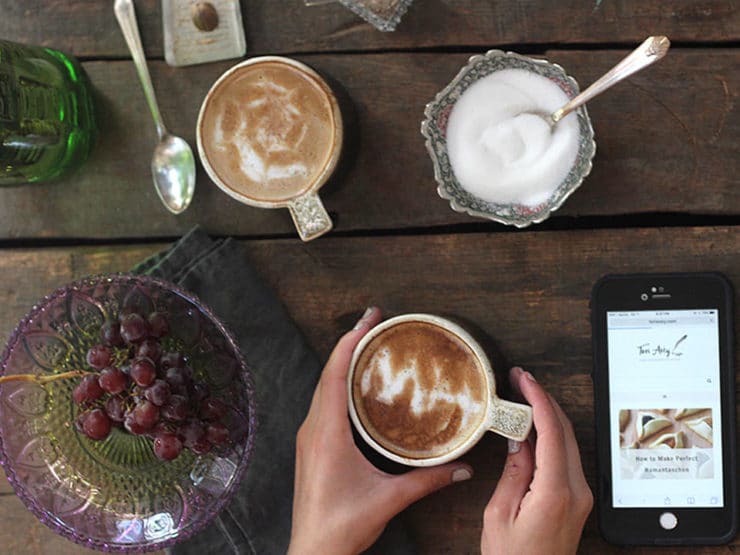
152, 134, 196, 214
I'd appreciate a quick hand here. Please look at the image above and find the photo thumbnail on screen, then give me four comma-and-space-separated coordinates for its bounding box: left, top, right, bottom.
618, 408, 714, 479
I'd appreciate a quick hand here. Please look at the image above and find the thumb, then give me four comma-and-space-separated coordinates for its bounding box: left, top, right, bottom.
384, 464, 473, 514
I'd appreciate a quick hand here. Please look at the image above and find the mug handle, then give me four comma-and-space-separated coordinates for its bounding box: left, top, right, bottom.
287, 192, 333, 242
488, 398, 533, 442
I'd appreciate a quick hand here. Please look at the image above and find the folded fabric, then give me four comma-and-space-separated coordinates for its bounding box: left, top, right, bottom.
133, 227, 413, 554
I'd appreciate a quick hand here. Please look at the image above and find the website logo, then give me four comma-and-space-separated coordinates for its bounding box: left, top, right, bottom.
637, 334, 687, 360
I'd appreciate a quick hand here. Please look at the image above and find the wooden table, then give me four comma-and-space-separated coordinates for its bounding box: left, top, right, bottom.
0, 1, 738, 553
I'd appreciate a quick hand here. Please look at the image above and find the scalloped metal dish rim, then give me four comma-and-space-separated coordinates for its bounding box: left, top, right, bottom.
420, 49, 597, 228
0, 273, 258, 553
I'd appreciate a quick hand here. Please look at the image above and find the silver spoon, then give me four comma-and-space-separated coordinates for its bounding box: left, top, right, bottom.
531, 35, 670, 127
114, 0, 195, 214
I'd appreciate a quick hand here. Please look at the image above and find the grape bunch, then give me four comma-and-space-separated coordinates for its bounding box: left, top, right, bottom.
73, 311, 231, 461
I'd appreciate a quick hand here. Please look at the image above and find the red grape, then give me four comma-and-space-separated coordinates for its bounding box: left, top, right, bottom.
161, 351, 185, 370
133, 400, 160, 430
124, 414, 147, 435
100, 320, 124, 347
130, 357, 156, 387
144, 380, 171, 407
83, 408, 111, 440
206, 422, 229, 445
191, 436, 212, 455
148, 312, 170, 339
178, 420, 205, 448
86, 344, 112, 369
99, 367, 128, 395
165, 366, 189, 388
137, 339, 162, 363
169, 384, 189, 398
69, 305, 239, 460
105, 395, 126, 422
192, 382, 210, 403
73, 374, 105, 404
147, 421, 170, 439
120, 313, 150, 344
200, 398, 227, 421
161, 395, 189, 422
153, 432, 182, 461
74, 412, 87, 433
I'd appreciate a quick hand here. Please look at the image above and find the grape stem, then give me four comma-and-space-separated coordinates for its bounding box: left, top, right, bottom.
0, 370, 92, 385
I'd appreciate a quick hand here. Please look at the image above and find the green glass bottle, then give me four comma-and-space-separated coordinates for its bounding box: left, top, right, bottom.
0, 40, 96, 185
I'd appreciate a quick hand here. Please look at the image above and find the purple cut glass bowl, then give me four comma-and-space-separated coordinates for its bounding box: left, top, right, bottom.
0, 274, 257, 552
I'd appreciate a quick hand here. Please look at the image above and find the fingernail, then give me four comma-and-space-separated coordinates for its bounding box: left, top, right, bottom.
451, 467, 472, 483
524, 371, 536, 383
508, 439, 521, 454
353, 307, 374, 330
511, 366, 523, 378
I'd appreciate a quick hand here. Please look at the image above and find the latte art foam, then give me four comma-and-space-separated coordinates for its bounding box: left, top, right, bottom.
200, 61, 338, 202
353, 322, 488, 459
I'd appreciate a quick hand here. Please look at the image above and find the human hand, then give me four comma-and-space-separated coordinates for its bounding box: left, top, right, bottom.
481, 367, 593, 555
288, 307, 474, 555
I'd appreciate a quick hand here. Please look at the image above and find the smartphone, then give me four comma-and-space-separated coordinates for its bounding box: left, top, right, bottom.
591, 272, 736, 545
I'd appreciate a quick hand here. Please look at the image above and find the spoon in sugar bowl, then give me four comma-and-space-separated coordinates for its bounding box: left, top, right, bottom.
115, 0, 196, 214
529, 35, 670, 127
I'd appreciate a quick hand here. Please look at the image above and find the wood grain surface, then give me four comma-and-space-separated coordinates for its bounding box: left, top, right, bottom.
1, 0, 737, 58
0, 227, 737, 553
0, 0, 737, 553
0, 49, 736, 240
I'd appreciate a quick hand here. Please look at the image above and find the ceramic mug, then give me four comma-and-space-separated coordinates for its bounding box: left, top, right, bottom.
197, 56, 343, 241
348, 313, 533, 467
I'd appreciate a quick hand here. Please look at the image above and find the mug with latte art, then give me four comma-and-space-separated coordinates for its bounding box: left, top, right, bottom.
197, 56, 342, 241
348, 314, 533, 467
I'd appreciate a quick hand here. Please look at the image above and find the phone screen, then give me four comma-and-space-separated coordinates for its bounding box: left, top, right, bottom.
607, 309, 723, 509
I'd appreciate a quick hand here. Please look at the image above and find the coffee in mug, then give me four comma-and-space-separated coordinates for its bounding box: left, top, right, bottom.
348, 314, 533, 467
197, 56, 342, 241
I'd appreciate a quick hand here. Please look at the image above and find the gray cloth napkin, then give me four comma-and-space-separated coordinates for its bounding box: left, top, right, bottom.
134, 227, 413, 555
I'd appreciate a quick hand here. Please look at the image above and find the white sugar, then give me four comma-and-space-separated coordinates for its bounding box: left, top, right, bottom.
446, 68, 581, 207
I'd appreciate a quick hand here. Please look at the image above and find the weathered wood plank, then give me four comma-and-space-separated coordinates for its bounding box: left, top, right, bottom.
0, 50, 736, 240
1, 0, 737, 58
0, 227, 737, 552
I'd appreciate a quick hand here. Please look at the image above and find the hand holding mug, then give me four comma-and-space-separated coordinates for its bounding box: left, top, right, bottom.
481, 367, 593, 555
288, 308, 473, 555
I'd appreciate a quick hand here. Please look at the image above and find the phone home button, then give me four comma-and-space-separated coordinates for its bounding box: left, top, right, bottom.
659, 512, 678, 530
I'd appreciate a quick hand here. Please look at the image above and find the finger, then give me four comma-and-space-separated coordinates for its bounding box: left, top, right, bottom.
547, 392, 590, 494
507, 367, 527, 404
509, 368, 537, 458
486, 438, 535, 523
384, 463, 473, 514
319, 307, 382, 416
302, 307, 380, 428
510, 368, 568, 486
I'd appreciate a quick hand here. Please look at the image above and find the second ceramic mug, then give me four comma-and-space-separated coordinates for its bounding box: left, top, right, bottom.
348, 314, 533, 467
197, 56, 343, 241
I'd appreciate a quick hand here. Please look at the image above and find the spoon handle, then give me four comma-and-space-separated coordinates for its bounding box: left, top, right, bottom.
114, 0, 167, 138
551, 36, 670, 123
